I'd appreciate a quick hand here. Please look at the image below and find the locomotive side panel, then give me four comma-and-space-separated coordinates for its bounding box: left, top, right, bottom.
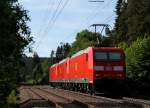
50, 64, 58, 83
69, 53, 89, 83
86, 48, 94, 83
58, 62, 66, 82
49, 67, 53, 82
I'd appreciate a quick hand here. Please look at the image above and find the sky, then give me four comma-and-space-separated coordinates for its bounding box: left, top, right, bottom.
18, 0, 117, 57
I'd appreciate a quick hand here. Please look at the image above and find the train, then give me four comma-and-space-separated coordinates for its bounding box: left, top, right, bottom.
49, 47, 126, 95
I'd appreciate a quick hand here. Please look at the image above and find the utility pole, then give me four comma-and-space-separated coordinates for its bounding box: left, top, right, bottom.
90, 24, 110, 45
88, 0, 105, 45
89, 0, 111, 46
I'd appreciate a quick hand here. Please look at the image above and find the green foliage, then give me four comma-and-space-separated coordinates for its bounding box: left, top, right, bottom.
56, 46, 64, 61
69, 30, 100, 55
26, 79, 34, 84
114, 0, 150, 44
118, 42, 129, 50
101, 36, 113, 47
32, 53, 43, 84
125, 36, 150, 84
55, 43, 71, 62
115, 0, 123, 16
40, 59, 49, 84
32, 52, 40, 68
24, 56, 50, 85
7, 90, 18, 104
0, 0, 32, 105
33, 64, 43, 84
53, 30, 112, 61
114, 0, 150, 96
27, 53, 50, 84
114, 0, 127, 44
63, 43, 71, 57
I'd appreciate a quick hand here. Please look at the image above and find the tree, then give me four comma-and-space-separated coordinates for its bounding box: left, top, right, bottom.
125, 0, 144, 41
101, 36, 113, 47
140, 0, 150, 35
63, 43, 71, 57
69, 30, 101, 55
56, 46, 63, 62
50, 50, 55, 64
114, 0, 150, 44
114, 0, 128, 44
0, 0, 32, 105
40, 59, 49, 84
55, 43, 71, 62
33, 52, 40, 68
114, 0, 150, 96
125, 36, 150, 95
115, 0, 123, 16
32, 52, 43, 84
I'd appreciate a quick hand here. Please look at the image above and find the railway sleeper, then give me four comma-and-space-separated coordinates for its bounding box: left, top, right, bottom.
19, 99, 57, 108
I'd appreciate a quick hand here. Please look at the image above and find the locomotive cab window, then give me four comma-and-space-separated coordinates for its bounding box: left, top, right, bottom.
94, 51, 121, 61
94, 52, 107, 61
109, 52, 121, 60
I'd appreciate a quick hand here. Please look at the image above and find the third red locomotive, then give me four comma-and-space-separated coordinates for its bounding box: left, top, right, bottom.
49, 47, 126, 94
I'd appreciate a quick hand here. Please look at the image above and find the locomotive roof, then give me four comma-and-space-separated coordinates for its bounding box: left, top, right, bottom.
59, 57, 69, 64
51, 63, 57, 67
71, 47, 123, 58
51, 47, 123, 67
92, 47, 123, 51
71, 48, 88, 58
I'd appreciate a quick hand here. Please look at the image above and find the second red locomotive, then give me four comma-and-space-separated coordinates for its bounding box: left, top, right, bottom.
49, 47, 126, 94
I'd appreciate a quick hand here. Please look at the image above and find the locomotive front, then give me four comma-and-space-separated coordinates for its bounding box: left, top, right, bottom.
92, 47, 126, 94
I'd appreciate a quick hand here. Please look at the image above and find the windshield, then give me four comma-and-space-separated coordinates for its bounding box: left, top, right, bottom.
109, 52, 121, 60
94, 51, 121, 61
94, 52, 107, 61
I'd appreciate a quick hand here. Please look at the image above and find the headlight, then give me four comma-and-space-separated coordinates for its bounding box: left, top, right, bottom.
113, 66, 123, 71
94, 66, 104, 71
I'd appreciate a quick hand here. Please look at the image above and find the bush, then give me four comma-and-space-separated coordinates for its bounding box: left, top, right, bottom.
124, 36, 150, 95
125, 36, 150, 81
118, 42, 129, 50
7, 90, 18, 104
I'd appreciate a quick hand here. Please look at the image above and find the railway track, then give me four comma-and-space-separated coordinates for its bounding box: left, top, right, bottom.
32, 87, 89, 108
19, 86, 60, 108
19, 86, 150, 108
39, 86, 134, 108
19, 86, 93, 108
39, 86, 150, 108
122, 97, 150, 108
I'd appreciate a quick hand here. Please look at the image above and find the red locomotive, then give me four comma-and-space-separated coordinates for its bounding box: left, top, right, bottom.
49, 47, 126, 94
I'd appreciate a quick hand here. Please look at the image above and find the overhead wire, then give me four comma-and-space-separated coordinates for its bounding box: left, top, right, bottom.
24, 0, 54, 54
103, 13, 114, 23
34, 0, 115, 52
36, 0, 62, 44
35, 0, 69, 50
83, 0, 115, 29
64, 0, 115, 41
79, 0, 114, 32
34, 0, 60, 49
49, 0, 69, 29
36, 0, 54, 41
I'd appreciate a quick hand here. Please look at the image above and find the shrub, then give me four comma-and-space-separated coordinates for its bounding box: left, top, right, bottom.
125, 36, 150, 83
7, 90, 18, 104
